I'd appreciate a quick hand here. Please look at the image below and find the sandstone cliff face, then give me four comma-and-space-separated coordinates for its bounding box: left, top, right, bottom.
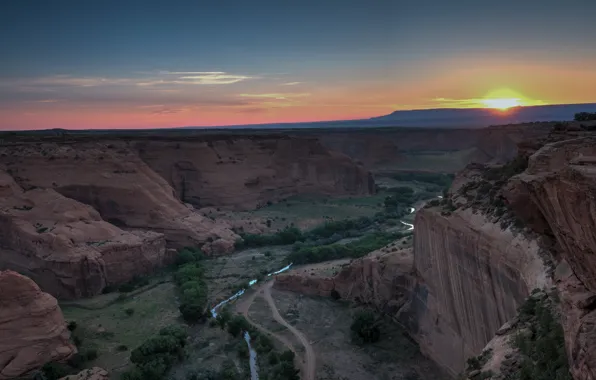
504, 136, 596, 380
135, 136, 374, 210
0, 169, 167, 298
275, 247, 415, 317
0, 271, 76, 379
409, 207, 548, 376
304, 124, 551, 173
0, 141, 239, 252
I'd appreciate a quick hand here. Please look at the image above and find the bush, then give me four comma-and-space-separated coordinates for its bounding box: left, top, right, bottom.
40, 362, 70, 380
227, 315, 251, 337
286, 231, 404, 265
511, 293, 572, 380
174, 257, 208, 323
67, 321, 78, 331
122, 325, 188, 380
125, 308, 135, 316
351, 310, 381, 344
176, 247, 206, 266
574, 112, 596, 122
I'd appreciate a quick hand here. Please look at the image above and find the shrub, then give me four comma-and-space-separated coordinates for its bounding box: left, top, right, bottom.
286, 231, 404, 265
40, 362, 70, 380
227, 315, 250, 337
67, 321, 78, 331
174, 256, 208, 323
510, 293, 572, 380
125, 308, 135, 316
351, 310, 381, 344
574, 112, 596, 121
122, 325, 188, 380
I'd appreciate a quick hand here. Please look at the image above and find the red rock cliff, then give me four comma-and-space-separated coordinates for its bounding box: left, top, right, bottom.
409, 207, 548, 376
0, 168, 167, 299
0, 271, 76, 379
135, 135, 374, 210
504, 135, 596, 380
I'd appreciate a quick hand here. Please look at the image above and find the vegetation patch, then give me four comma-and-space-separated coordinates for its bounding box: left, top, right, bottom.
212, 307, 300, 380
351, 310, 381, 344
120, 325, 188, 380
173, 247, 209, 323
506, 290, 571, 380
286, 231, 407, 265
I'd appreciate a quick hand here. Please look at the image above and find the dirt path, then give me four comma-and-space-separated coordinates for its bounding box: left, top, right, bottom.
235, 285, 302, 362
235, 281, 316, 380
262, 281, 316, 380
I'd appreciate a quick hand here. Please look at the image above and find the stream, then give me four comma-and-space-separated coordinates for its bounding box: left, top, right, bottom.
244, 332, 259, 380
210, 263, 293, 318
208, 201, 424, 378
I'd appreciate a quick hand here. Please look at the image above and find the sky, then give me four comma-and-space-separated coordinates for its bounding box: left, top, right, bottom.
1, 0, 596, 130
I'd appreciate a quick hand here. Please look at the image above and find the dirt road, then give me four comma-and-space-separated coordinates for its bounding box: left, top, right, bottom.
262, 281, 317, 380
235, 280, 317, 380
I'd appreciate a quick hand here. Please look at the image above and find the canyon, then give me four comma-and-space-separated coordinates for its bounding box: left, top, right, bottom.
275, 122, 596, 379
1, 121, 593, 379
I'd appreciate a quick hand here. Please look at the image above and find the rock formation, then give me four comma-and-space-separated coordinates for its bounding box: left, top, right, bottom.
0, 168, 167, 298
59, 367, 110, 380
302, 123, 551, 173
275, 247, 414, 315
0, 141, 239, 251
503, 134, 596, 380
134, 135, 374, 210
0, 270, 76, 379
408, 207, 548, 375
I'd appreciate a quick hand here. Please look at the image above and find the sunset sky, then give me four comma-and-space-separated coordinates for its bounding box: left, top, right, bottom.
1, 0, 596, 130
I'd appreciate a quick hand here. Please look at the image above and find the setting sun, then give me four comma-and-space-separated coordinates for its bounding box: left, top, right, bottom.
479, 88, 545, 110
481, 98, 521, 110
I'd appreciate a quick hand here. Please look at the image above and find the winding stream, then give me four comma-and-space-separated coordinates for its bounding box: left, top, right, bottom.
210, 263, 293, 318
244, 332, 259, 380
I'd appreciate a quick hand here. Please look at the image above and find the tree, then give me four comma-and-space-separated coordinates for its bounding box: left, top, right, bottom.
351, 310, 381, 344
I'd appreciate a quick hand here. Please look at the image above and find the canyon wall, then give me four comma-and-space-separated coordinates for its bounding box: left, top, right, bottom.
275, 248, 415, 315
504, 135, 596, 380
134, 135, 373, 210
408, 207, 548, 375
301, 123, 551, 172
0, 133, 372, 298
0, 270, 76, 379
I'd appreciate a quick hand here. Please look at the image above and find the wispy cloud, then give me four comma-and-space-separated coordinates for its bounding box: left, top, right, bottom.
238, 93, 310, 100
282, 82, 302, 86
140, 71, 255, 85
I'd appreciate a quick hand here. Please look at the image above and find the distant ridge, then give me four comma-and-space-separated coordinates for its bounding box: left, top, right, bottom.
4, 103, 596, 133
181, 102, 596, 130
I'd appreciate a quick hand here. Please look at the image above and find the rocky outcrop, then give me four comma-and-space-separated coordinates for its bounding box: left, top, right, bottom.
0, 141, 239, 252
0, 169, 167, 298
504, 136, 596, 380
135, 136, 374, 210
0, 271, 76, 379
409, 207, 548, 376
59, 367, 110, 380
303, 123, 551, 173
275, 247, 415, 316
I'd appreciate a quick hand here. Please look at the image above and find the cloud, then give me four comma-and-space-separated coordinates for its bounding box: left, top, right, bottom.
177, 73, 252, 85
238, 93, 310, 100
282, 82, 302, 86
139, 71, 255, 86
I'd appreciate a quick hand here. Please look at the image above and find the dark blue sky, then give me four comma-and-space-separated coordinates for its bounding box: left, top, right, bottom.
1, 0, 596, 129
